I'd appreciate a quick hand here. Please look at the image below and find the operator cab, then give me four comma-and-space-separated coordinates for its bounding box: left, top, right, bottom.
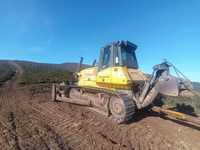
98, 41, 138, 71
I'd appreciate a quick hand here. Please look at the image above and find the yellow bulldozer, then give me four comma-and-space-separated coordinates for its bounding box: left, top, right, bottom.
52, 41, 197, 124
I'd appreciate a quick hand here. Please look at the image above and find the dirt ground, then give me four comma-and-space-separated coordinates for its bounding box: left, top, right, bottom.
0, 63, 200, 150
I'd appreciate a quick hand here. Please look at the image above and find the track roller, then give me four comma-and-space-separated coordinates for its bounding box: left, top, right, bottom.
109, 95, 136, 124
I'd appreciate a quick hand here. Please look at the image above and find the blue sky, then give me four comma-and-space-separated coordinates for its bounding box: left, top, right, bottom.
0, 0, 200, 81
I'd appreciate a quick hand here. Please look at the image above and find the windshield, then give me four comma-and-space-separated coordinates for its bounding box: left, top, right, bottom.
121, 47, 138, 69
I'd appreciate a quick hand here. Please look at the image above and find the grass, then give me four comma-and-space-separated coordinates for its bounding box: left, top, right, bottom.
0, 62, 16, 86
193, 82, 200, 91
17, 61, 74, 85
154, 95, 200, 116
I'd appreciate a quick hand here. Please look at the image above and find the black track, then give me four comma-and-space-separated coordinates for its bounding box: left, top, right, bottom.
65, 85, 136, 123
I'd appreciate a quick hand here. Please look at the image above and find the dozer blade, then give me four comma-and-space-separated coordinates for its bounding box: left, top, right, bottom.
157, 75, 179, 97
56, 96, 91, 106
152, 61, 194, 97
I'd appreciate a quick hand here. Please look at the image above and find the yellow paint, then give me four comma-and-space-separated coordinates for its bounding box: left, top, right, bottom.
163, 109, 186, 120
78, 66, 146, 90
152, 107, 186, 120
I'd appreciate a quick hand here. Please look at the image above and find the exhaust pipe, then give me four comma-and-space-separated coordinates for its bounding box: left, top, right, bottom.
78, 57, 84, 72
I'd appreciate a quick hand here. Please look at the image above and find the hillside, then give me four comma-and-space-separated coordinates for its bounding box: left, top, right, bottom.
0, 61, 16, 86
193, 82, 200, 91
14, 60, 90, 73
0, 60, 90, 85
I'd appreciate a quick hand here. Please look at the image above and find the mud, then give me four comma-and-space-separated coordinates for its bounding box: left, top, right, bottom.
0, 63, 200, 150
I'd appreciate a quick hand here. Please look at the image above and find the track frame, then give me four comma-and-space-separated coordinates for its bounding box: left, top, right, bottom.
52, 84, 137, 124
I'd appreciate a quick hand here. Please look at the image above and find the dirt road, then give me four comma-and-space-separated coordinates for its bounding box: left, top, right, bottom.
0, 63, 200, 150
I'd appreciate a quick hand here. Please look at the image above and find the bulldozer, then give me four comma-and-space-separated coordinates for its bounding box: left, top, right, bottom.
52, 41, 195, 124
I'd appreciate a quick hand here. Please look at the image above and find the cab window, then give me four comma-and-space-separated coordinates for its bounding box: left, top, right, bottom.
121, 47, 138, 69
102, 48, 111, 69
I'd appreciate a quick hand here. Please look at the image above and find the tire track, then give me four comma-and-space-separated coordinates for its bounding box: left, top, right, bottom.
30, 102, 126, 150
30, 103, 90, 149
29, 97, 200, 150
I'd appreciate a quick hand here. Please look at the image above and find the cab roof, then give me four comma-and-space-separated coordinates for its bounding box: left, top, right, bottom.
103, 40, 137, 50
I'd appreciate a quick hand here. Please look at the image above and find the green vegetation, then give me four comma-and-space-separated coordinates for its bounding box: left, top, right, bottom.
193, 82, 200, 91
17, 61, 74, 85
154, 95, 200, 116
19, 70, 73, 85
0, 62, 16, 86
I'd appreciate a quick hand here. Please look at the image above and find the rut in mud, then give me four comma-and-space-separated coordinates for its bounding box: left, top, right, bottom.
0, 62, 200, 150
0, 62, 69, 150
30, 96, 200, 150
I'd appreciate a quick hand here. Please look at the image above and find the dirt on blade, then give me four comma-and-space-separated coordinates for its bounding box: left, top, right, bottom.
0, 62, 200, 150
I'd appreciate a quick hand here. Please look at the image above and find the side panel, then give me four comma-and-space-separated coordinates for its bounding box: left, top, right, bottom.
96, 67, 112, 84
96, 67, 131, 89
111, 67, 131, 85
78, 67, 97, 87
78, 67, 147, 90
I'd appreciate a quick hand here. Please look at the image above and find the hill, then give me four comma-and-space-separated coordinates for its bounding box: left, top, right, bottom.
0, 60, 16, 86
193, 82, 200, 91
0, 60, 90, 85
14, 60, 90, 72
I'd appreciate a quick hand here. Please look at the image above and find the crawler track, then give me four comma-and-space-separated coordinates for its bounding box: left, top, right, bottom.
57, 85, 137, 123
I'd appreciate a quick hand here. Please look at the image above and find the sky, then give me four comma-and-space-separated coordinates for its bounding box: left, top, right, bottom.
0, 0, 200, 81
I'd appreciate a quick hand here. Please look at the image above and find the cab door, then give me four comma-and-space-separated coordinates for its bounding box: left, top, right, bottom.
96, 46, 113, 84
